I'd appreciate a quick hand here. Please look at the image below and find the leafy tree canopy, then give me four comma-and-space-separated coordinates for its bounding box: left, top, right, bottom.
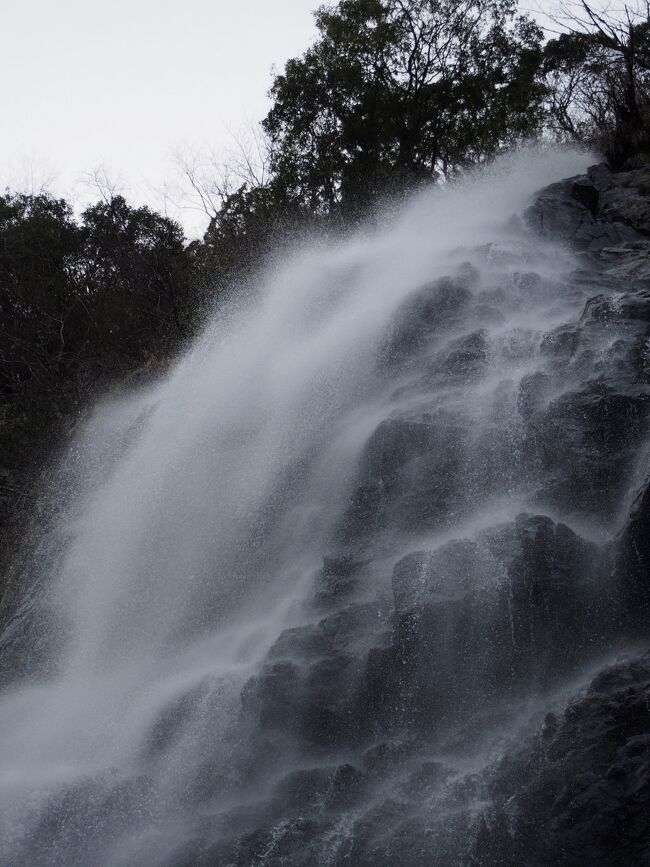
0, 191, 192, 400
263, 0, 547, 213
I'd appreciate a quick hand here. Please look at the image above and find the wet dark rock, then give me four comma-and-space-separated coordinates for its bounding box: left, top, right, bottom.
597, 165, 650, 236
616, 289, 650, 322
429, 329, 490, 380
362, 739, 416, 776
398, 760, 453, 798
588, 162, 614, 192
626, 335, 650, 383
388, 593, 465, 726
517, 371, 552, 419
391, 539, 493, 615
456, 261, 481, 290
241, 661, 303, 732
570, 176, 599, 214
383, 274, 472, 366
478, 653, 650, 867
332, 797, 417, 867
524, 179, 597, 246
267, 624, 331, 662
327, 762, 365, 807
340, 413, 468, 541
273, 766, 334, 810
314, 555, 367, 606
619, 471, 650, 572
527, 382, 650, 517
540, 324, 580, 361
0, 595, 66, 687
581, 288, 650, 325
244, 643, 371, 748
495, 327, 537, 362
360, 644, 407, 736
512, 269, 545, 301
233, 817, 328, 867
580, 293, 617, 323
525, 176, 638, 250
268, 603, 391, 664
360, 514, 608, 737
223, 163, 650, 867
317, 603, 391, 652
363, 417, 441, 483
473, 303, 505, 326
25, 774, 155, 867
615, 470, 650, 627
601, 240, 650, 284
493, 515, 604, 685
300, 653, 359, 746
210, 764, 367, 864
147, 682, 208, 756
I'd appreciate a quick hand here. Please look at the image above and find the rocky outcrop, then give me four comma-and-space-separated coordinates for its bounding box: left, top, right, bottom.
7, 163, 650, 867
476, 654, 650, 867
162, 165, 646, 866
204, 163, 650, 866
525, 163, 650, 252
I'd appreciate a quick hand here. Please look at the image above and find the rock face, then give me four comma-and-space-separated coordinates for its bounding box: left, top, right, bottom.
478, 654, 650, 867
181, 165, 650, 865
524, 163, 650, 252
5, 164, 650, 866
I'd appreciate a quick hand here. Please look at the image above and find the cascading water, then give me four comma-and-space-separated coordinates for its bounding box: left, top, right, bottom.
1, 148, 649, 866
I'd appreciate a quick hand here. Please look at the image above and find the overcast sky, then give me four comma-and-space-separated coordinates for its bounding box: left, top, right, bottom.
2, 1, 565, 236
1, 0, 320, 235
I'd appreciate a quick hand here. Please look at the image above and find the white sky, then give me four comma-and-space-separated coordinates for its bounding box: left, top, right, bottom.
0, 1, 581, 236
1, 0, 320, 235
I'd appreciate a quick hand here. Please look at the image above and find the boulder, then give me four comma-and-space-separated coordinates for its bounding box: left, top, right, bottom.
525, 176, 638, 250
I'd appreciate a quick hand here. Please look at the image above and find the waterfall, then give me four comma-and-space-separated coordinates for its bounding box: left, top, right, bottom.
1, 148, 645, 866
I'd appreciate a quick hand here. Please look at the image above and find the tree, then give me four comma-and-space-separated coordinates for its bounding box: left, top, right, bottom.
0, 192, 83, 395
172, 127, 271, 226
543, 2, 650, 167
80, 195, 192, 366
263, 0, 547, 214
0, 188, 194, 406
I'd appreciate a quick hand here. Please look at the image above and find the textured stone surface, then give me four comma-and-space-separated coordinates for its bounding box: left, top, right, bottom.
216, 166, 650, 865
476, 654, 650, 867
7, 165, 650, 867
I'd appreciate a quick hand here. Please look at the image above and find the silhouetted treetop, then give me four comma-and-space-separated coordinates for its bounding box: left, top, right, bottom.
263, 0, 547, 213
543, 1, 650, 167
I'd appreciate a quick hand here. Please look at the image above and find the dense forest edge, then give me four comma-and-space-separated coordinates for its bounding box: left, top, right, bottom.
1, 0, 650, 596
